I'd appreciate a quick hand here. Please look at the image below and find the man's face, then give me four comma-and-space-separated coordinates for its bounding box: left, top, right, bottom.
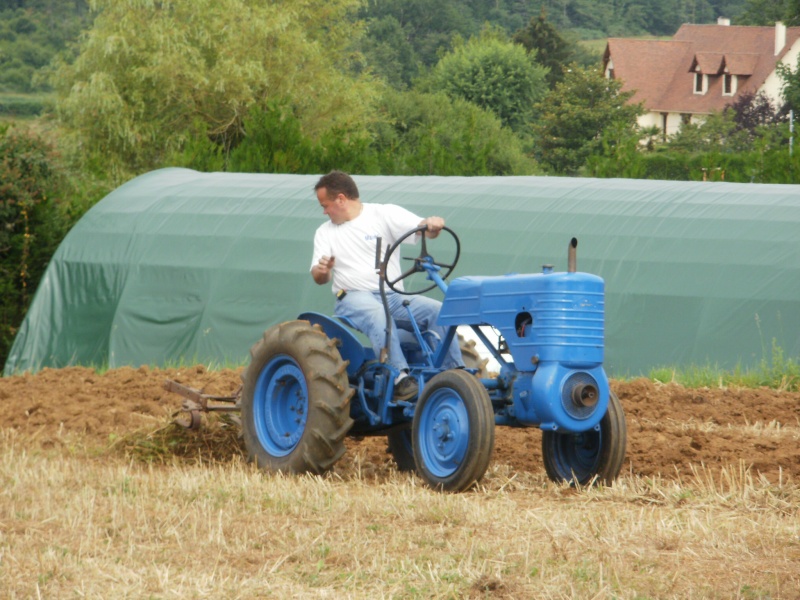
316, 187, 348, 225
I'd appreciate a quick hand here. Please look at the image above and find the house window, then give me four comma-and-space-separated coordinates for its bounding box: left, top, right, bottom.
605, 58, 615, 80
681, 114, 692, 125
694, 73, 707, 94
723, 74, 736, 96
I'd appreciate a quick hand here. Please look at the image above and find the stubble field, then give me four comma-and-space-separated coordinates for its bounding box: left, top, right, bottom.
1, 366, 799, 598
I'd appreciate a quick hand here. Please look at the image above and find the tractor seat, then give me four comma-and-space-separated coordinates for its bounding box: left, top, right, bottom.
336, 315, 441, 366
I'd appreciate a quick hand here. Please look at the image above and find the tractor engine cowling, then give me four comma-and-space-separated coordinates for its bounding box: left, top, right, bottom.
513, 362, 609, 431
438, 270, 609, 431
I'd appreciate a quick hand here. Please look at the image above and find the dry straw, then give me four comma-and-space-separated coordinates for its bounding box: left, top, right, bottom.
1, 427, 799, 599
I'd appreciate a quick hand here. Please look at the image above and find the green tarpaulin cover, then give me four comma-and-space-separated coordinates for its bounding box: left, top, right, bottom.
5, 168, 799, 376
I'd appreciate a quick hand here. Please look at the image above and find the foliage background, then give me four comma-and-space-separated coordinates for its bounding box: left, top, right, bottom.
1, 0, 799, 368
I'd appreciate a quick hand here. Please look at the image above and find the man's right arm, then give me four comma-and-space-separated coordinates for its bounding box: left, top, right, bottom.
311, 255, 335, 285
311, 227, 333, 285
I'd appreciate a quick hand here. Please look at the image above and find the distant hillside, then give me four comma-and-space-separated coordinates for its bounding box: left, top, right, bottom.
0, 0, 750, 96
0, 0, 89, 93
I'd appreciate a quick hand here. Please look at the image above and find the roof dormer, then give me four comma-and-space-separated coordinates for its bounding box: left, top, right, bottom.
690, 53, 724, 75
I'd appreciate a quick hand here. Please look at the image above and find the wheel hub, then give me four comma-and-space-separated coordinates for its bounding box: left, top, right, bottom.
419, 391, 470, 476
254, 357, 309, 456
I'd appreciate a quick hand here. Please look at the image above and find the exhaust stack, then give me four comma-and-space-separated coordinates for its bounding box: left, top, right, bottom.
568, 238, 578, 273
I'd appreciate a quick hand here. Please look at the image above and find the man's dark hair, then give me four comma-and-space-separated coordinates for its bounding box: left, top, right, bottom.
314, 170, 359, 200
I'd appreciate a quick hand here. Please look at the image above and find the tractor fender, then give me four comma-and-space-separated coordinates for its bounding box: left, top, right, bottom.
298, 312, 375, 378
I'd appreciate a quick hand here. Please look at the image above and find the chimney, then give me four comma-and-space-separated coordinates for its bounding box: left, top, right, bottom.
776, 21, 787, 55
717, 17, 730, 26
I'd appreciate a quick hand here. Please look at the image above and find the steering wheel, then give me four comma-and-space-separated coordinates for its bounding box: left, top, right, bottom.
382, 225, 460, 295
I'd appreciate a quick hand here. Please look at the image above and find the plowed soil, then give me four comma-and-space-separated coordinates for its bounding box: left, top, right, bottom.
1, 366, 798, 482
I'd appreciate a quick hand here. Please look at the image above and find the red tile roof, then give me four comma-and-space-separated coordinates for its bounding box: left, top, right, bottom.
603, 24, 800, 115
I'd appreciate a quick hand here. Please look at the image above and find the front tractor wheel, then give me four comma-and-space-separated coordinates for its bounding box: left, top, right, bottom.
542, 390, 627, 486
412, 369, 495, 492
241, 320, 354, 474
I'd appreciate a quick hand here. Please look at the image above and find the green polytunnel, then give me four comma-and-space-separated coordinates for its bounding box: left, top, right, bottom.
4, 167, 800, 376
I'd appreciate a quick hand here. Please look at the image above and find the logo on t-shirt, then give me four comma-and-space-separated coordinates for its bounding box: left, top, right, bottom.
364, 234, 378, 241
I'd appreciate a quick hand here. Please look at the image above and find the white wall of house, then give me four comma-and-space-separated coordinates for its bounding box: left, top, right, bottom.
637, 112, 701, 137
637, 112, 661, 130
760, 38, 800, 104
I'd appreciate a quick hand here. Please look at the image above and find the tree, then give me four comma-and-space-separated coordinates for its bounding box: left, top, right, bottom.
532, 65, 643, 174
50, 0, 380, 180
0, 125, 75, 367
660, 93, 787, 157
359, 0, 477, 72
172, 100, 380, 175
729, 91, 785, 132
357, 15, 419, 89
662, 111, 746, 153
512, 8, 574, 88
736, 0, 799, 25
778, 58, 800, 112
371, 90, 539, 175
421, 32, 549, 133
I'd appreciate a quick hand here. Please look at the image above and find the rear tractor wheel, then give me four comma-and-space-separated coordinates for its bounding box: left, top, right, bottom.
241, 320, 354, 474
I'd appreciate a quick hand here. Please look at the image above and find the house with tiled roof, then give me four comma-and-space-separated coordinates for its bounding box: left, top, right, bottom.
602, 20, 800, 137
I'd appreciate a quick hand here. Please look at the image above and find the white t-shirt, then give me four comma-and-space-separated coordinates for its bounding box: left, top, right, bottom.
311, 203, 422, 294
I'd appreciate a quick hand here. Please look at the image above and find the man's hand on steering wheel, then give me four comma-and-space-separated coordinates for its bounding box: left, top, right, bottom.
382, 224, 460, 295
419, 216, 445, 238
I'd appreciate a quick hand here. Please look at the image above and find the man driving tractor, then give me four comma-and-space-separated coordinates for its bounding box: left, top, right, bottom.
310, 170, 465, 400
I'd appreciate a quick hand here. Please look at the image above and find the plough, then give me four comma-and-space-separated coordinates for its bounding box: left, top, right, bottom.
164, 380, 241, 430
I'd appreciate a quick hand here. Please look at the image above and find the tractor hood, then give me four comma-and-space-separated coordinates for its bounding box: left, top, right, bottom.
438, 272, 605, 369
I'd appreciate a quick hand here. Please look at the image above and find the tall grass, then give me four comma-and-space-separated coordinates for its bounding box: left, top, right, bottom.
649, 340, 800, 391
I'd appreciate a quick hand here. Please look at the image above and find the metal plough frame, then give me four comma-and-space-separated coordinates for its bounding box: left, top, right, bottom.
164, 380, 241, 430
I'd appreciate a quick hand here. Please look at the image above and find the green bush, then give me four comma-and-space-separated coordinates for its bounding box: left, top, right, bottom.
639, 152, 693, 180
592, 145, 800, 184
0, 125, 74, 368
0, 67, 35, 93
372, 90, 538, 175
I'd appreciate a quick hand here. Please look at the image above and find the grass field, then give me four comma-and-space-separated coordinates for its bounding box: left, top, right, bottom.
0, 92, 53, 121
578, 35, 672, 57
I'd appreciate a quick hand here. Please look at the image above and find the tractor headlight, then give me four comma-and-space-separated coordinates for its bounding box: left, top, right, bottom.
561, 372, 600, 420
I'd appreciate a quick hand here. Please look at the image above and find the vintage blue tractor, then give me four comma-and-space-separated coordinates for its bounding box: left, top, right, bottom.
239, 227, 627, 492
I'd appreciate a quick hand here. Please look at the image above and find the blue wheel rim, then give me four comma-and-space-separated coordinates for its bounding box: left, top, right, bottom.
417, 388, 469, 478
252, 354, 309, 457
551, 429, 601, 481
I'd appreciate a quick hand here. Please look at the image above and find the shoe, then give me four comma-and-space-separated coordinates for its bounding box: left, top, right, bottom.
393, 375, 418, 401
